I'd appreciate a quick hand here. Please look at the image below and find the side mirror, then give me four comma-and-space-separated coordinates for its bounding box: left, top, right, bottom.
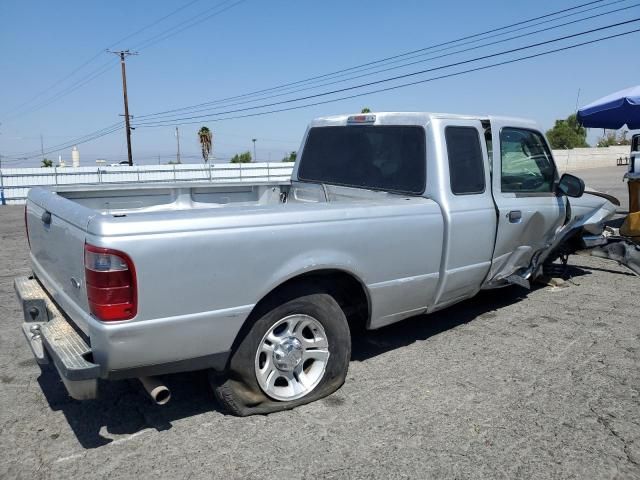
556, 173, 585, 198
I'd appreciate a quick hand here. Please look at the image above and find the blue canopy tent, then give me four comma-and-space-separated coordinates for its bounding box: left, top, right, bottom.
577, 85, 640, 130
578, 85, 640, 217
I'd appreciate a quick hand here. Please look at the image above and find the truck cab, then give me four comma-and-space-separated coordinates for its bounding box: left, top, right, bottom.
292, 113, 576, 304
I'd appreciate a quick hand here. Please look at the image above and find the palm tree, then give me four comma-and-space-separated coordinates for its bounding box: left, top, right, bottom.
198, 126, 212, 163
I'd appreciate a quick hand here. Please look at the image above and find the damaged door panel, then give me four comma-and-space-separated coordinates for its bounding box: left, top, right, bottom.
484, 120, 566, 286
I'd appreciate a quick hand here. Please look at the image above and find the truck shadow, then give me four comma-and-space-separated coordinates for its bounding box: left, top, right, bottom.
36, 266, 591, 449
350, 264, 594, 361
37, 366, 218, 449
351, 284, 529, 361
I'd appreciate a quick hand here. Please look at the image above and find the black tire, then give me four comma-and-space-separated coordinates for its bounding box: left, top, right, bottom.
211, 282, 351, 416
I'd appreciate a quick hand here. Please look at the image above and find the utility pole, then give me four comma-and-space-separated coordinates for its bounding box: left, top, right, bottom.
175, 127, 182, 164
108, 50, 138, 166
40, 134, 44, 162
252, 138, 257, 162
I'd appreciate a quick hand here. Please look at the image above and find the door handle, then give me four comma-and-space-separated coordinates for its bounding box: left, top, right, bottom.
508, 210, 522, 223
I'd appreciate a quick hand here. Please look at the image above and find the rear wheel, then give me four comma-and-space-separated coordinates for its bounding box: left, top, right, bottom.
211, 283, 351, 416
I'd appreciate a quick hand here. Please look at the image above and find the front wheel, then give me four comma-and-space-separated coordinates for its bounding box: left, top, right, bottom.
211, 284, 351, 416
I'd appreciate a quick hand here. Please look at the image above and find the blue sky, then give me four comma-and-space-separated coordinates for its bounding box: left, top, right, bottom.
1, 0, 639, 167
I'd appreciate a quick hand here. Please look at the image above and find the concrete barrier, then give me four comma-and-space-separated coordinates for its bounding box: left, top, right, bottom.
553, 146, 630, 172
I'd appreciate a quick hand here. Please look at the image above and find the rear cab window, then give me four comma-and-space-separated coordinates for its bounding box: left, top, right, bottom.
298, 126, 426, 194
445, 126, 486, 195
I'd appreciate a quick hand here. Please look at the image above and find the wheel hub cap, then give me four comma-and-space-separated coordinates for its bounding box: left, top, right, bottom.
273, 336, 303, 372
254, 314, 330, 401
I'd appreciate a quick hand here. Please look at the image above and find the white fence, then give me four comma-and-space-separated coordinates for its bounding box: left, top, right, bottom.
0, 146, 631, 205
0, 162, 295, 205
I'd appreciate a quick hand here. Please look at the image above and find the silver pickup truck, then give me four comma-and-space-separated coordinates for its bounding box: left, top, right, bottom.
15, 112, 617, 415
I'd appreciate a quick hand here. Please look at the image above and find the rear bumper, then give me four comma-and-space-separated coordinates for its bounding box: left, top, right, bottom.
14, 276, 100, 400
14, 275, 233, 401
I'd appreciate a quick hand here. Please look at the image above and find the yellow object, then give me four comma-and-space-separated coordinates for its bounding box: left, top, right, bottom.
620, 211, 640, 243
629, 179, 640, 214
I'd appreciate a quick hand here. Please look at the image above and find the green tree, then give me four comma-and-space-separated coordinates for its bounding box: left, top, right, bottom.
198, 126, 212, 163
230, 151, 252, 163
41, 158, 53, 168
596, 129, 632, 147
361, 107, 371, 113
281, 151, 297, 162
546, 114, 589, 149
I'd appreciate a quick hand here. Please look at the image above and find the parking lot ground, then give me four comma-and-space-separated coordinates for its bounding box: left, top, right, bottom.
1, 168, 639, 480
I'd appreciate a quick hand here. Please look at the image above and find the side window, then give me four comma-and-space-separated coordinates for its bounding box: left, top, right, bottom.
500, 128, 557, 193
445, 126, 486, 195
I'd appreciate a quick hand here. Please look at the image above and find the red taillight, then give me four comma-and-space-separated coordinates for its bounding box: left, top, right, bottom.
24, 204, 30, 248
84, 244, 137, 321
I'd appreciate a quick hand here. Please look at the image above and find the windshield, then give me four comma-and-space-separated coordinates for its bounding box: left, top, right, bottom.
298, 126, 426, 194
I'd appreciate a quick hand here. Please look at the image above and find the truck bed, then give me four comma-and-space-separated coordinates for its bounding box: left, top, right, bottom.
52, 181, 291, 215
26, 179, 442, 377
49, 180, 414, 216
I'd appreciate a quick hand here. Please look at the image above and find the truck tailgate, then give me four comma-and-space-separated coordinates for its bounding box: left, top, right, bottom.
26, 190, 93, 333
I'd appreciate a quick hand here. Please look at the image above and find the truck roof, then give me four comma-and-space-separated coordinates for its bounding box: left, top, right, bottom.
309, 112, 539, 129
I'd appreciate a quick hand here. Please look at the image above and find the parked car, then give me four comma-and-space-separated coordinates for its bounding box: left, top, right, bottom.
15, 112, 616, 415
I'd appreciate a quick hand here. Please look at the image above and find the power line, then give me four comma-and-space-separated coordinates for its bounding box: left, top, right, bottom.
108, 0, 203, 49
0, 0, 239, 123
135, 1, 638, 122
6, 124, 300, 162
3, 61, 120, 122
15, 12, 622, 161
0, 52, 110, 119
11, 122, 124, 160
1, 1, 204, 121
133, 17, 640, 127
132, 27, 640, 129
133, 0, 248, 51
5, 1, 632, 161
134, 0, 617, 120
40, 125, 124, 158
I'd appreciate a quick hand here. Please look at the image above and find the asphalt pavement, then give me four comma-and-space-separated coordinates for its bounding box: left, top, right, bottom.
1, 167, 639, 479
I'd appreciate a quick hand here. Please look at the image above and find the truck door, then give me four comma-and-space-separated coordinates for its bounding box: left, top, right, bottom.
430, 118, 496, 308
487, 119, 565, 283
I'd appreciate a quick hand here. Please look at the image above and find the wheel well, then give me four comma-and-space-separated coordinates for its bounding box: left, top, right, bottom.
251, 269, 370, 334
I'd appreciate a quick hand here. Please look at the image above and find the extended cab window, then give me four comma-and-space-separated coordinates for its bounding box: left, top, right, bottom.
500, 128, 556, 193
445, 126, 485, 195
298, 126, 426, 194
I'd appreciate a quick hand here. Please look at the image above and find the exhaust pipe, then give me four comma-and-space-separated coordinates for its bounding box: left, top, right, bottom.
139, 376, 171, 405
